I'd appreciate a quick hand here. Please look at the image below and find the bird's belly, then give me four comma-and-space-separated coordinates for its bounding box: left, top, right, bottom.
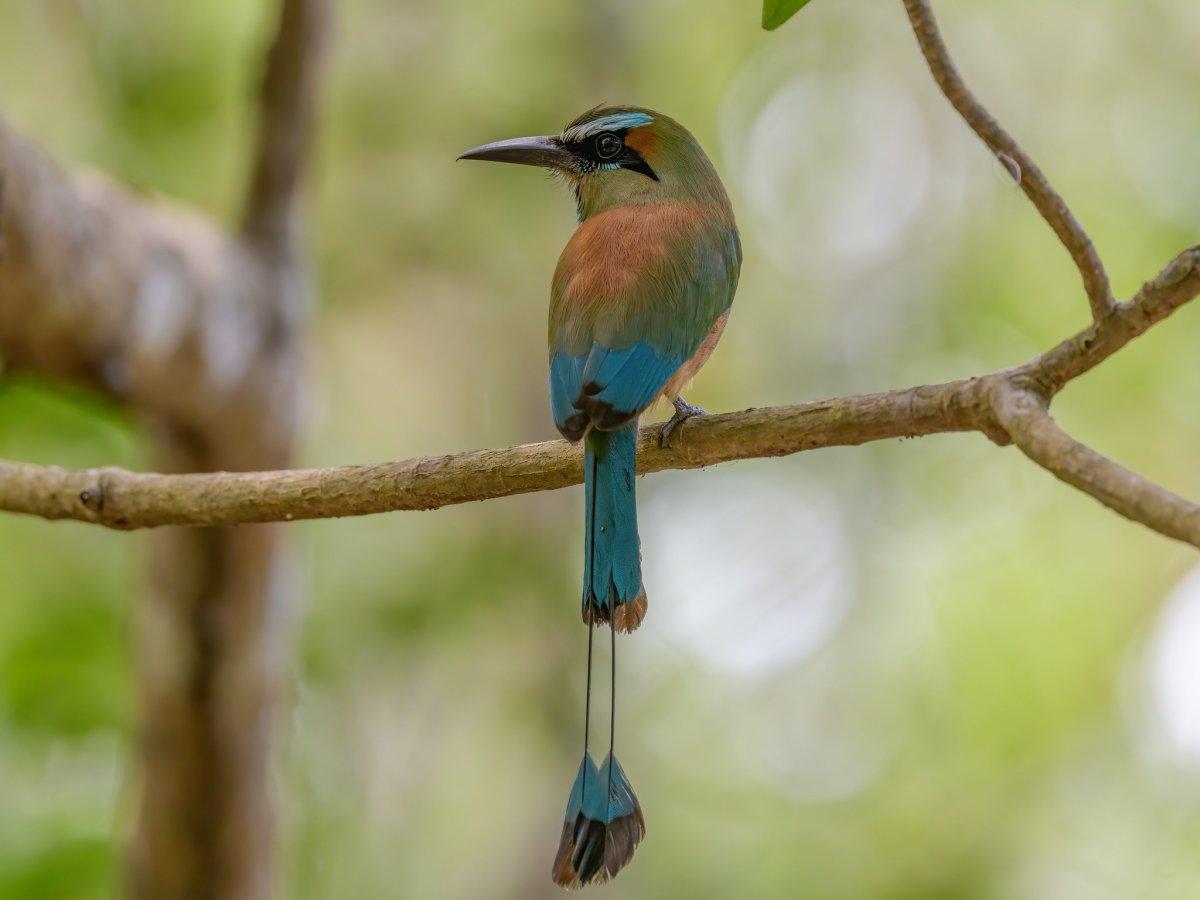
661, 310, 729, 402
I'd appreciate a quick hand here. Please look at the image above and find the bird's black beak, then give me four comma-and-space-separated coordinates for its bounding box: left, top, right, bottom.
458, 135, 571, 170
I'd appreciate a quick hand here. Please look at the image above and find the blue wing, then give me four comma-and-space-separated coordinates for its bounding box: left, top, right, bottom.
549, 343, 681, 440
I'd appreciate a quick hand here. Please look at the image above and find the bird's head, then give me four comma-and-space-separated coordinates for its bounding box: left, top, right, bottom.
460, 105, 731, 221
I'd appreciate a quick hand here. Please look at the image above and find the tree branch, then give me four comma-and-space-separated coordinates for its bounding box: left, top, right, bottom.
0, 381, 990, 529
901, 0, 1116, 320
0, 117, 294, 466
993, 383, 1200, 548
0, 238, 1196, 532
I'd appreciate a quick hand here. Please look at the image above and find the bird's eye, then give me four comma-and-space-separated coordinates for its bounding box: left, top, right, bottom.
594, 132, 623, 161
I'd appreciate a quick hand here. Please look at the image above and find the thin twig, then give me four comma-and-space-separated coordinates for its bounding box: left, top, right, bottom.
901, 0, 1116, 320
993, 383, 1200, 548
1028, 246, 1200, 392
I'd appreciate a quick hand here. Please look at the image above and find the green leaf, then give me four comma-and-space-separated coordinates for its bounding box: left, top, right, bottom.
762, 0, 815, 30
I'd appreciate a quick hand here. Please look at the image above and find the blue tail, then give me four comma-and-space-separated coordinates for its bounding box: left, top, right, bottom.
582, 424, 647, 633
551, 752, 646, 888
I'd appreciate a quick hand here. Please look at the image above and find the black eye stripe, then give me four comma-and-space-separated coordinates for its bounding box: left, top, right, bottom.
566, 129, 657, 181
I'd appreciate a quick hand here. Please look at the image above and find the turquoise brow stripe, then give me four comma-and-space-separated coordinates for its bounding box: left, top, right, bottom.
563, 112, 653, 142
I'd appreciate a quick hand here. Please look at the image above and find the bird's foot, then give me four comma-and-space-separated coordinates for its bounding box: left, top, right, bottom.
659, 397, 708, 448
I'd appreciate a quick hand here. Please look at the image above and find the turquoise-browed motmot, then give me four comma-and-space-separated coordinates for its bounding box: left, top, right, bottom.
461, 105, 741, 887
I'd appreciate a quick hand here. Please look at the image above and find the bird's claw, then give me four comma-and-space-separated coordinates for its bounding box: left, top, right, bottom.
658, 398, 707, 448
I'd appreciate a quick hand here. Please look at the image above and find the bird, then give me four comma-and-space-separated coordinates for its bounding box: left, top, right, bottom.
460, 105, 741, 887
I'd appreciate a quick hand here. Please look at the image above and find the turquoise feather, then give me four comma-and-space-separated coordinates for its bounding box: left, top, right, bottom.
582, 342, 682, 422
591, 753, 640, 823
583, 424, 641, 620
562, 753, 602, 822
560, 752, 640, 826
549, 349, 587, 439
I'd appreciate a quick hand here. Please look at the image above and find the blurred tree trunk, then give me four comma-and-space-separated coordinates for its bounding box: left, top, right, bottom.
0, 0, 326, 896
134, 507, 293, 897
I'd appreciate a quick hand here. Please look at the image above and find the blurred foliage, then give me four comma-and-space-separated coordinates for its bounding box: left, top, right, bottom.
2, 0, 1200, 897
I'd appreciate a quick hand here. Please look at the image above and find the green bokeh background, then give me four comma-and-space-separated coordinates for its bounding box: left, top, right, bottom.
2, 0, 1200, 896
